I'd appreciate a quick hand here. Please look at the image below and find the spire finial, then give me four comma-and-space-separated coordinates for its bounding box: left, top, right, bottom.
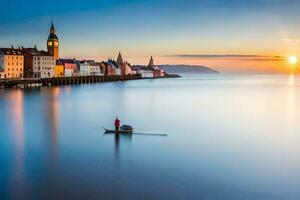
50, 20, 55, 34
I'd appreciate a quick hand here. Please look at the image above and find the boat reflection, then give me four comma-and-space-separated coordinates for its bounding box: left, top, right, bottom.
113, 133, 132, 161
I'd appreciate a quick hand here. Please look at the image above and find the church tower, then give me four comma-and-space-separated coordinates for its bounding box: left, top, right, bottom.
47, 21, 59, 60
148, 56, 154, 67
117, 52, 124, 64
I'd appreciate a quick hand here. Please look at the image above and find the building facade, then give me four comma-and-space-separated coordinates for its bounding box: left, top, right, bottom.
60, 59, 76, 77
32, 51, 55, 78
148, 56, 164, 77
116, 52, 132, 75
47, 21, 59, 60
22, 47, 35, 78
54, 60, 64, 77
0, 47, 24, 79
79, 62, 90, 76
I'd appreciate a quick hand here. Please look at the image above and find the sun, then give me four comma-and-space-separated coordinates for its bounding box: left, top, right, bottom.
288, 56, 298, 65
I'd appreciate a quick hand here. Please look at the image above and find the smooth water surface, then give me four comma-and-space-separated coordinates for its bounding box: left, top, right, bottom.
1, 75, 300, 200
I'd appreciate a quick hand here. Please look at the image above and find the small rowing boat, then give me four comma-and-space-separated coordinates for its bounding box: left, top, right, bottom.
103, 125, 133, 134
103, 125, 168, 136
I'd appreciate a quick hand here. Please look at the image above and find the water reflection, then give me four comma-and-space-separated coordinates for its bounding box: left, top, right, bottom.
113, 134, 132, 161
2, 76, 300, 199
8, 90, 26, 199
42, 87, 61, 170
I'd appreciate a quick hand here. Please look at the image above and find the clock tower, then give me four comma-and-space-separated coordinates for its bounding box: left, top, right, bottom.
47, 21, 59, 60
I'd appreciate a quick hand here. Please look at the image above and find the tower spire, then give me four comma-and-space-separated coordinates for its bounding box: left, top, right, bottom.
148, 56, 154, 67
117, 52, 124, 64
50, 20, 55, 34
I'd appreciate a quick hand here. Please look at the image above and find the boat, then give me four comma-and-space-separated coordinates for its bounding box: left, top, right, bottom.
103, 125, 133, 134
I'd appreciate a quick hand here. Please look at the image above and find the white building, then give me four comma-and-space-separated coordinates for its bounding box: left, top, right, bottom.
139, 70, 154, 78
32, 51, 55, 78
89, 64, 102, 76
79, 62, 90, 76
79, 61, 103, 76
0, 47, 24, 79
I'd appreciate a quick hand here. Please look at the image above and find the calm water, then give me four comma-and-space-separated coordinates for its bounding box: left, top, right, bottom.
1, 75, 300, 200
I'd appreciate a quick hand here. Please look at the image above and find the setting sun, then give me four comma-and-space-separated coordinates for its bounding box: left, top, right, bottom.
288, 56, 298, 65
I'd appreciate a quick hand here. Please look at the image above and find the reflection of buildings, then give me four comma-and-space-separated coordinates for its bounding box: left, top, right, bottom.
9, 90, 26, 199
43, 87, 61, 166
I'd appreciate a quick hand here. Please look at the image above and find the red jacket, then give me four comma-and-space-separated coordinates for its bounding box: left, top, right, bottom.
114, 119, 120, 127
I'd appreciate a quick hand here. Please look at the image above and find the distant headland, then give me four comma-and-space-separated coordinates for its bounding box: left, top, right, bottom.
159, 65, 219, 75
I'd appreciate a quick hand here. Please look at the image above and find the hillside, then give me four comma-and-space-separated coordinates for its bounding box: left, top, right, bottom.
159, 65, 219, 74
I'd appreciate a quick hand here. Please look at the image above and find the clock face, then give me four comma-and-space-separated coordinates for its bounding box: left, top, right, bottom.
48, 41, 52, 46
54, 42, 59, 47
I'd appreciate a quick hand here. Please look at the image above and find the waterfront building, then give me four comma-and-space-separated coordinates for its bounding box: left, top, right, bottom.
54, 60, 64, 77
116, 52, 132, 75
89, 63, 102, 76
0, 47, 24, 79
140, 69, 154, 78
32, 50, 55, 78
22, 47, 55, 78
47, 21, 59, 60
79, 61, 90, 76
22, 47, 35, 78
131, 65, 153, 78
107, 59, 121, 75
78, 60, 103, 76
120, 62, 132, 75
101, 62, 114, 76
148, 56, 164, 77
59, 59, 76, 77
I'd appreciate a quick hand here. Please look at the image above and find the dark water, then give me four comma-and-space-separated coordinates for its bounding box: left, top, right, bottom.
1, 75, 300, 200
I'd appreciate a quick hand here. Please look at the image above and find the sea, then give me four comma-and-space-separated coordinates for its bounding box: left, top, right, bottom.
1, 74, 300, 200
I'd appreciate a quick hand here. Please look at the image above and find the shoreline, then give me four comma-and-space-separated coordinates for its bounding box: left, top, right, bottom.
0, 74, 181, 89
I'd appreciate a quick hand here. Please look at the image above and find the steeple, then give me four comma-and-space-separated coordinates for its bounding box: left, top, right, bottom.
50, 20, 55, 34
48, 21, 58, 40
148, 56, 154, 67
117, 52, 124, 64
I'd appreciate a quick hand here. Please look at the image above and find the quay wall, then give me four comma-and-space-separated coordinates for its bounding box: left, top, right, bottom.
0, 74, 143, 88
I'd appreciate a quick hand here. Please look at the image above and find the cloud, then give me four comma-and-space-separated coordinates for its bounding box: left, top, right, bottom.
280, 38, 300, 43
165, 54, 285, 61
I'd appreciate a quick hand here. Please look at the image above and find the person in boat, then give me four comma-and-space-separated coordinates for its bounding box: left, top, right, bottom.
114, 117, 121, 131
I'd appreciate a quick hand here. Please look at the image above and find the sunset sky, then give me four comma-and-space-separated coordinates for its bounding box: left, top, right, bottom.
1, 0, 300, 73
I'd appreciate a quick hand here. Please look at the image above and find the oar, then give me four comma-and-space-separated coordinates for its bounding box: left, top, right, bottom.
133, 132, 168, 136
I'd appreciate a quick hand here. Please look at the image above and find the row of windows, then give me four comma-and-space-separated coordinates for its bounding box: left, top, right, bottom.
7, 62, 23, 66
34, 67, 54, 71
0, 73, 23, 78
34, 57, 54, 61
34, 62, 55, 65
6, 56, 23, 60
7, 68, 23, 72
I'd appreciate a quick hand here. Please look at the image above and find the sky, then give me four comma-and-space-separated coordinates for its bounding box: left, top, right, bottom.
1, 0, 300, 74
